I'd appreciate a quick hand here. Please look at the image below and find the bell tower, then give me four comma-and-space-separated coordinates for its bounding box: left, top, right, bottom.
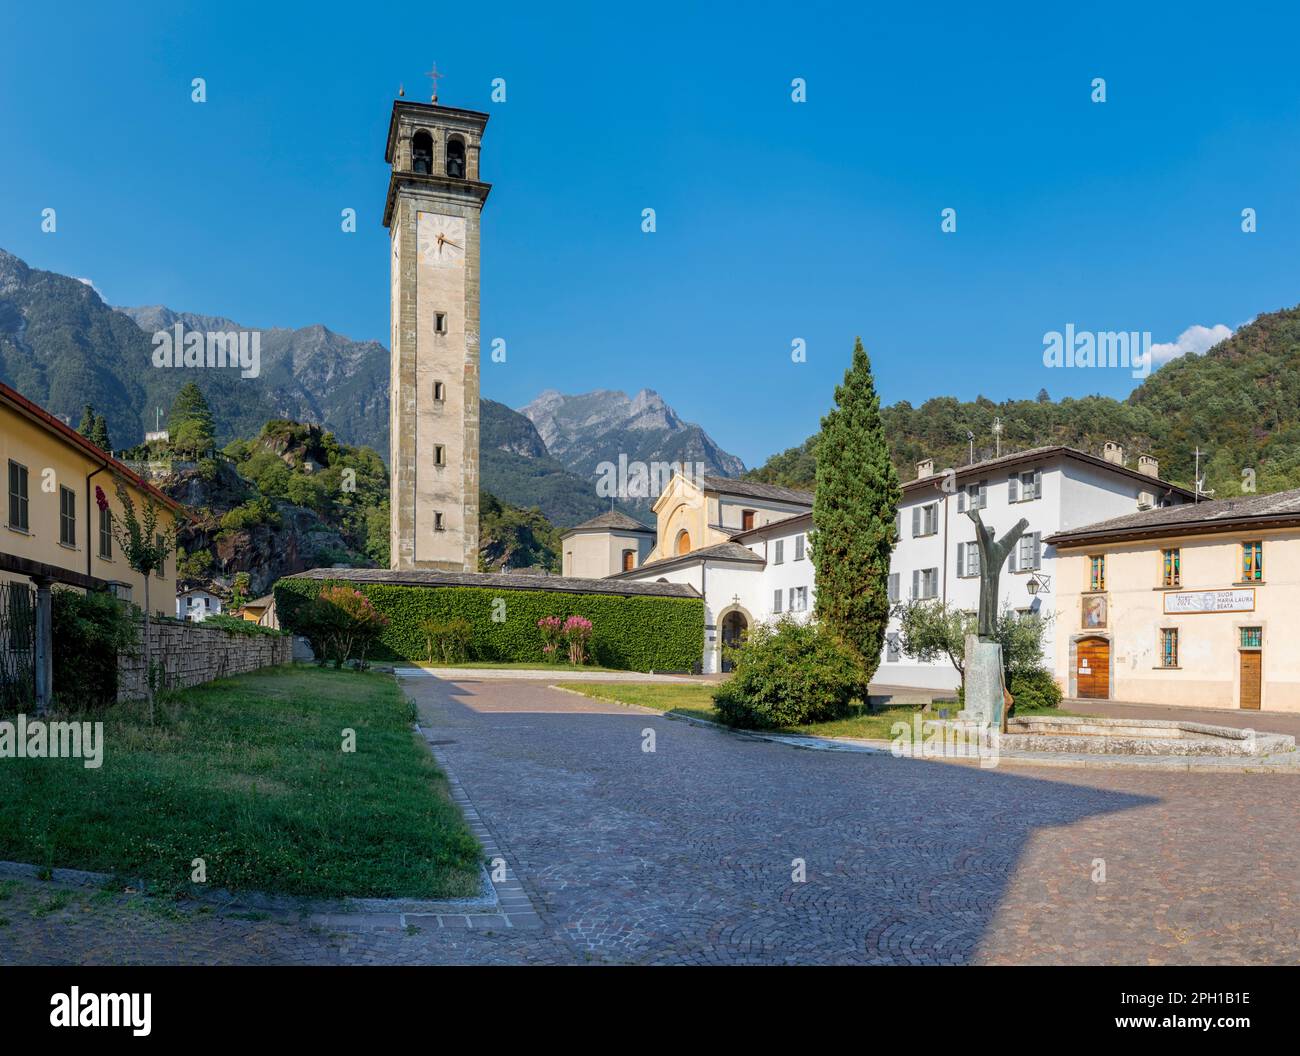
383, 92, 491, 571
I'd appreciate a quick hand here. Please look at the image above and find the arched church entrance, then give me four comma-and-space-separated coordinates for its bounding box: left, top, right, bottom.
719, 609, 750, 673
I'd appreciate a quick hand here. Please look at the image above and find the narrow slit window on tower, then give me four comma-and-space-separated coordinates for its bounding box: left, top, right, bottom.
434, 444, 446, 467
435, 312, 448, 334
434, 511, 445, 532
446, 135, 466, 178
433, 380, 446, 401
411, 130, 433, 174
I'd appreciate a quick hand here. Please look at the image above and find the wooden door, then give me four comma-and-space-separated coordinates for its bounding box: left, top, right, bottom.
1076, 637, 1110, 699
1239, 651, 1262, 710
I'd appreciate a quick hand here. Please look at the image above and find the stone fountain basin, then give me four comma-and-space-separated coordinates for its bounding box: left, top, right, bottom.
1001, 715, 1296, 757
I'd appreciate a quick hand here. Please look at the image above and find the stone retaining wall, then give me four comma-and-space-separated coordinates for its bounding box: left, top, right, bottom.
117, 618, 292, 702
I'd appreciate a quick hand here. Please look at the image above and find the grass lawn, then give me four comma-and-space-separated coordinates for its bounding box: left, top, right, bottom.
552, 682, 1089, 741
0, 664, 482, 899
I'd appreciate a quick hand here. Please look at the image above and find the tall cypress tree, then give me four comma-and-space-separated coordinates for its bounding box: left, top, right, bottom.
90, 413, 111, 451
811, 338, 901, 676
77, 404, 95, 437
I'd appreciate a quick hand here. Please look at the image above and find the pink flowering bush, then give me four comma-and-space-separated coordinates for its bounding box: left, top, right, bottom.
537, 616, 565, 664
537, 615, 595, 665
563, 615, 593, 666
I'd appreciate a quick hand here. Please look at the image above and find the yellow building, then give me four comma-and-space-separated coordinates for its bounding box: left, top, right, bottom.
1, 381, 183, 613
1047, 489, 1300, 713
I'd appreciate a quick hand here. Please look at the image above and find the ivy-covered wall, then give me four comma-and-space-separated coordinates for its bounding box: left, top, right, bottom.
274, 578, 704, 672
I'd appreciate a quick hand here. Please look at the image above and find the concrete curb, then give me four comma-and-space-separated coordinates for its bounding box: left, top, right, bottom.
545, 686, 1300, 774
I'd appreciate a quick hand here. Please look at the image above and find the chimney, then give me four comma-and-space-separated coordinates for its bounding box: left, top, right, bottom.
916, 458, 934, 480
1138, 454, 1159, 478
1102, 442, 1125, 466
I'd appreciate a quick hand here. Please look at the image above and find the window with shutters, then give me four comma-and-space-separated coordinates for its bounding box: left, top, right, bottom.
59, 486, 76, 547
794, 534, 805, 560
912, 567, 939, 599
7, 460, 29, 531
99, 505, 112, 559
741, 509, 756, 530
792, 586, 808, 612
911, 504, 938, 537
956, 541, 980, 578
773, 589, 783, 613
1161, 548, 1180, 587
1014, 532, 1041, 571
1010, 469, 1041, 502
773, 539, 784, 564
887, 572, 899, 602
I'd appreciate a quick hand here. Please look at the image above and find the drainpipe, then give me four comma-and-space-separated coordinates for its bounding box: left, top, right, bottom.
941, 492, 949, 604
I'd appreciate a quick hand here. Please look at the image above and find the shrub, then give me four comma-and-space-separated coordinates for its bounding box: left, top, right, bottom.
537, 616, 565, 664
1009, 667, 1063, 712
200, 614, 288, 638
51, 588, 138, 709
562, 615, 593, 665
713, 619, 866, 729
275, 578, 703, 672
420, 617, 473, 664
297, 586, 390, 669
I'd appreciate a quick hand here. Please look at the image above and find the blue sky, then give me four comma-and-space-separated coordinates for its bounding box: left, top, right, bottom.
3, 1, 1299, 467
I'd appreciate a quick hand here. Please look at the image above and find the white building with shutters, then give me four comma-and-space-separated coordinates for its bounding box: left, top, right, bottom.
877, 444, 1195, 690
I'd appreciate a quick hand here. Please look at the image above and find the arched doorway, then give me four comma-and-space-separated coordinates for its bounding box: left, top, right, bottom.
720, 610, 749, 673
675, 530, 691, 555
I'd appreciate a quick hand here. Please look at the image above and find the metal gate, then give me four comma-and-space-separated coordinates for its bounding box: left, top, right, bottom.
0, 581, 36, 712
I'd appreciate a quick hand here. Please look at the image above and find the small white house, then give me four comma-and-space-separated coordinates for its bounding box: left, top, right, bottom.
176, 587, 223, 622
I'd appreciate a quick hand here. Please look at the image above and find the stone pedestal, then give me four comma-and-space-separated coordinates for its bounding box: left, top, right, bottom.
961, 633, 1006, 730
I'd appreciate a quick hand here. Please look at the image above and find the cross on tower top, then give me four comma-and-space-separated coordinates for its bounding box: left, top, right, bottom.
425, 63, 444, 103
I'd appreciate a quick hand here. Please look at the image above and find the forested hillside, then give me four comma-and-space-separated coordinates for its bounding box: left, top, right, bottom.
750, 308, 1300, 499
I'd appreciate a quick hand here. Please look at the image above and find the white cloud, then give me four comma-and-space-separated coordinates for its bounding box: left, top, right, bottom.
1149, 323, 1233, 366
74, 276, 104, 301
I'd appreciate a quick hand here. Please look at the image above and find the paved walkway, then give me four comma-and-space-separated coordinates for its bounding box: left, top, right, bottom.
2, 675, 1297, 964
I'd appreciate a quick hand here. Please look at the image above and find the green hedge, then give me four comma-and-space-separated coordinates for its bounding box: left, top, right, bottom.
273, 578, 704, 672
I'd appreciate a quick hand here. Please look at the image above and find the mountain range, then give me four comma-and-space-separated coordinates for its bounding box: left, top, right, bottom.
0, 248, 745, 527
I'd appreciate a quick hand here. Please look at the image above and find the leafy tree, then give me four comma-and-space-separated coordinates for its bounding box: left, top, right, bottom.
90, 413, 111, 451
895, 599, 1050, 686
811, 338, 901, 674
168, 382, 215, 456
99, 479, 177, 721
229, 572, 251, 611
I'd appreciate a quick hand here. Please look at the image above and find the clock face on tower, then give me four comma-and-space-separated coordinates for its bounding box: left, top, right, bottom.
418, 212, 466, 268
